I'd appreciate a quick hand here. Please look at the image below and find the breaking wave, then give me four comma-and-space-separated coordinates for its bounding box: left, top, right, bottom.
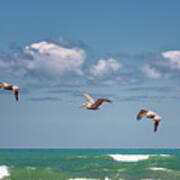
0, 165, 9, 179
69, 178, 124, 180
69, 178, 100, 180
149, 167, 173, 172
108, 154, 170, 162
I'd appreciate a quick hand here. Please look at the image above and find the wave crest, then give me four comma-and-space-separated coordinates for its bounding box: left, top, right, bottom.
109, 154, 150, 162
108, 154, 170, 162
150, 167, 172, 172
69, 178, 100, 180
0, 165, 9, 179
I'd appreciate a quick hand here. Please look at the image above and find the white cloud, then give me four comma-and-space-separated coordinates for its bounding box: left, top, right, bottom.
0, 40, 124, 86
89, 58, 122, 77
141, 65, 161, 79
2, 38, 175, 87
162, 50, 180, 69
0, 40, 87, 78
23, 41, 86, 76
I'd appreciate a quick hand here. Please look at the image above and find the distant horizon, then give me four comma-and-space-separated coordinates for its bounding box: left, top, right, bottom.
0, 146, 180, 150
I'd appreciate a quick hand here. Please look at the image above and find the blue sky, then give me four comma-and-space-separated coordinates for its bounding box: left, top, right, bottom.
0, 0, 180, 148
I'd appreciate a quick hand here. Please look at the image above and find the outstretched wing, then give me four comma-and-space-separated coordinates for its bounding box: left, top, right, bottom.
94, 98, 112, 108
14, 89, 19, 101
137, 109, 148, 120
154, 120, 159, 132
83, 93, 95, 103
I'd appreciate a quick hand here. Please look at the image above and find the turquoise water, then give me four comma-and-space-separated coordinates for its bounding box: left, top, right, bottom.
0, 149, 180, 180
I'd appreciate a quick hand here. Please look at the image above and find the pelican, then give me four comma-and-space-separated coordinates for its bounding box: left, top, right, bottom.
137, 109, 162, 132
79, 93, 112, 110
0, 82, 19, 101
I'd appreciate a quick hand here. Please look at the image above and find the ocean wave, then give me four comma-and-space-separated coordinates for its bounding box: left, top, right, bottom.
159, 154, 170, 157
108, 154, 170, 162
27, 166, 36, 170
149, 167, 172, 172
69, 178, 100, 180
104, 177, 124, 180
0, 165, 9, 179
109, 154, 150, 162
69, 178, 124, 180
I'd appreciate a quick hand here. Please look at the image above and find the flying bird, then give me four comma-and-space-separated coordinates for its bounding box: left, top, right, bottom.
137, 109, 162, 132
0, 82, 19, 101
79, 93, 112, 110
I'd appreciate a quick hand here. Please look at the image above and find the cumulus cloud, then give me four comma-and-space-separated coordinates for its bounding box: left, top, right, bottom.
141, 65, 161, 79
162, 50, 180, 69
23, 41, 86, 76
1, 37, 178, 89
0, 38, 127, 87
0, 41, 87, 78
89, 58, 122, 77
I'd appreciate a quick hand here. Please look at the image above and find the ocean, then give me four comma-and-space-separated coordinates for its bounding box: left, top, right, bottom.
0, 149, 179, 180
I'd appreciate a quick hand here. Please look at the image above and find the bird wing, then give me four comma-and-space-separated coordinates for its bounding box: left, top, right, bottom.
94, 98, 112, 108
83, 93, 95, 103
154, 115, 162, 121
136, 109, 148, 120
14, 89, 19, 101
154, 120, 159, 132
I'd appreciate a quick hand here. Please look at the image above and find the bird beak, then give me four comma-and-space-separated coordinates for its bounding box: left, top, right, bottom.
79, 104, 86, 108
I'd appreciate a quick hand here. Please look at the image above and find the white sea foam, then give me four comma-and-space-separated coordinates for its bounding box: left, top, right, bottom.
109, 154, 151, 162
159, 154, 170, 157
69, 178, 100, 180
104, 178, 124, 180
150, 167, 172, 172
27, 167, 36, 170
109, 154, 170, 162
69, 178, 124, 180
104, 177, 123, 180
0, 165, 9, 179
104, 178, 110, 180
